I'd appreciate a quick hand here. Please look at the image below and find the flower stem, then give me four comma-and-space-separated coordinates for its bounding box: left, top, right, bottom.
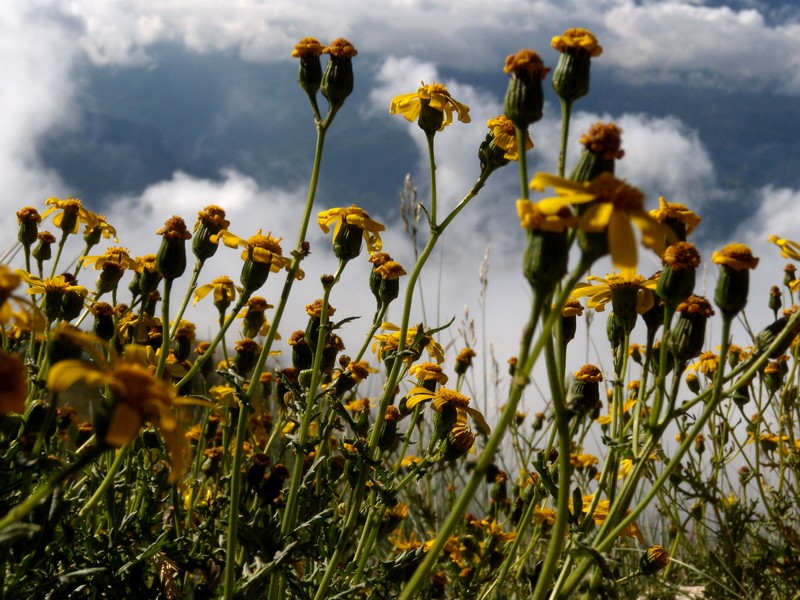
557, 99, 573, 178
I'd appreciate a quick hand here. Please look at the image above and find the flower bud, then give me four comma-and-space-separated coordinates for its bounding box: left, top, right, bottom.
321, 38, 357, 111
291, 37, 324, 98
92, 302, 115, 341
32, 231, 56, 265
523, 230, 568, 294
712, 244, 759, 318
502, 49, 550, 129
569, 122, 624, 183
670, 295, 714, 363
639, 545, 669, 576
566, 365, 602, 418
550, 28, 602, 103
233, 338, 261, 377
16, 207, 41, 248
192, 205, 229, 261
155, 216, 191, 281
657, 242, 700, 310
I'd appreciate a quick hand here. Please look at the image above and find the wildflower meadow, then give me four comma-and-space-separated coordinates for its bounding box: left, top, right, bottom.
2, 29, 800, 599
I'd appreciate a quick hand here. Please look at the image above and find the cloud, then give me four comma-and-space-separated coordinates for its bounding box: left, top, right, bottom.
0, 4, 80, 231
57, 1, 800, 94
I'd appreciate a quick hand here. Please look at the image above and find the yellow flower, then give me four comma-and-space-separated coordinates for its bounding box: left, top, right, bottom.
48, 357, 189, 481
291, 37, 324, 58
371, 322, 445, 364
486, 115, 532, 160
16, 270, 89, 298
80, 246, 141, 271
650, 196, 701, 237
570, 453, 599, 469
579, 494, 643, 541
531, 172, 675, 279
408, 361, 449, 386
689, 351, 719, 377
390, 81, 471, 130
214, 229, 292, 272
532, 506, 556, 525
83, 214, 118, 243
318, 205, 385, 255
193, 276, 242, 306
516, 200, 578, 232
40, 196, 98, 234
770, 235, 800, 261
405, 386, 490, 434
571, 272, 657, 313
551, 28, 603, 57
712, 243, 759, 271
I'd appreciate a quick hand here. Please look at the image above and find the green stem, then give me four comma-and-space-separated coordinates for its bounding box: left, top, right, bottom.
399, 261, 590, 600
557, 100, 573, 178
169, 258, 205, 340
155, 278, 173, 378
516, 127, 530, 200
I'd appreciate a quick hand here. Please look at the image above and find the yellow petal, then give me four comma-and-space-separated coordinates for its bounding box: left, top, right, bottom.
47, 360, 114, 392
607, 211, 637, 281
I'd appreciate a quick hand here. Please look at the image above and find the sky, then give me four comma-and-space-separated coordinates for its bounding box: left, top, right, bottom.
4, 0, 800, 413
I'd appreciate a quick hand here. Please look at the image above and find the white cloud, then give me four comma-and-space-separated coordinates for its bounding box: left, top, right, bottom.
55, 0, 800, 93
0, 4, 78, 231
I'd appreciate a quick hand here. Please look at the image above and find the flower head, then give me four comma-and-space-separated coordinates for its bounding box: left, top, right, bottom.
712, 243, 759, 271
578, 122, 624, 161
390, 81, 471, 132
531, 172, 676, 279
486, 115, 532, 160
80, 246, 141, 271
551, 28, 603, 57
516, 201, 578, 233
292, 37, 324, 58
194, 276, 241, 310
408, 362, 449, 386
83, 214, 118, 244
41, 196, 97, 234
405, 386, 490, 434
651, 197, 701, 239
48, 354, 195, 481
371, 322, 444, 365
572, 272, 657, 314
318, 205, 385, 256
770, 235, 800, 261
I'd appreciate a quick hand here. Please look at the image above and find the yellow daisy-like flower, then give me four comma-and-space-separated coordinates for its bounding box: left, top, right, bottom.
40, 196, 98, 234
579, 494, 643, 541
318, 204, 385, 255
650, 196, 701, 237
689, 350, 719, 377
193, 276, 242, 306
390, 81, 471, 130
405, 386, 490, 434
16, 270, 89, 298
408, 361, 449, 386
770, 235, 800, 261
531, 172, 675, 280
80, 246, 141, 271
570, 453, 599, 469
213, 229, 292, 272
516, 200, 578, 232
371, 322, 445, 364
48, 357, 193, 482
486, 115, 532, 160
83, 214, 118, 243
552, 28, 603, 57
571, 272, 657, 314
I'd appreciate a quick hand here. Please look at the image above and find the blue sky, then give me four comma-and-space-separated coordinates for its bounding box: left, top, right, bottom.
4, 0, 800, 396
